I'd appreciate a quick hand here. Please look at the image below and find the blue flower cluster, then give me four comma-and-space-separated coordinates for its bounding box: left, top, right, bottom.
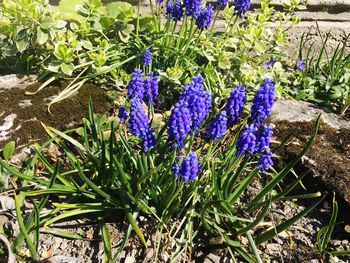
172, 152, 199, 182
235, 78, 275, 171
167, 0, 184, 21
166, 0, 214, 29
217, 0, 228, 7
236, 124, 257, 156
195, 5, 214, 30
118, 106, 128, 123
127, 67, 159, 106
180, 75, 211, 133
225, 84, 245, 126
255, 124, 273, 153
205, 111, 227, 141
128, 98, 156, 152
297, 60, 306, 70
262, 59, 276, 69
257, 151, 274, 172
249, 78, 275, 127
183, 0, 202, 16
168, 100, 192, 148
127, 69, 144, 100
233, 0, 251, 17
144, 72, 159, 105
142, 49, 151, 67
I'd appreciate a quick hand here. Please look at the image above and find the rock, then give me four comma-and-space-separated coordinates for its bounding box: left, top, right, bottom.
41, 256, 79, 263
124, 256, 136, 263
203, 253, 221, 263
0, 74, 36, 90
0, 196, 15, 211
269, 99, 350, 204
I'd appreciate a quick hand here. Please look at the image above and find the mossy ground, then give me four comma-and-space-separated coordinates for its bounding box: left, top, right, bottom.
0, 81, 111, 149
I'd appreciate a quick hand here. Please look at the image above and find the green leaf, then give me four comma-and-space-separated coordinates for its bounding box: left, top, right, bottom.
2, 141, 15, 161
61, 63, 75, 76
47, 61, 61, 73
106, 2, 135, 22
36, 27, 48, 45
40, 17, 57, 29
58, 0, 85, 20
256, 196, 325, 245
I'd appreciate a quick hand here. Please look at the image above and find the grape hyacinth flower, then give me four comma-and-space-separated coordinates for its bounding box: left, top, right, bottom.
178, 152, 199, 182
167, 0, 184, 21
254, 124, 273, 153
168, 100, 192, 148
297, 60, 306, 70
183, 0, 202, 16
257, 151, 274, 172
233, 0, 251, 17
118, 106, 128, 123
195, 5, 214, 30
225, 84, 245, 126
236, 124, 257, 157
142, 49, 151, 67
217, 0, 228, 7
249, 78, 275, 127
262, 59, 276, 69
180, 75, 211, 133
127, 69, 144, 100
172, 157, 181, 178
128, 98, 155, 152
205, 111, 227, 141
143, 72, 159, 105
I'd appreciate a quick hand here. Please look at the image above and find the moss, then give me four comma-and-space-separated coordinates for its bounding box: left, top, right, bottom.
0, 81, 111, 148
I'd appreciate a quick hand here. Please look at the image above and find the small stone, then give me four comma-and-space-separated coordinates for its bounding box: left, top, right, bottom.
161, 252, 170, 262
266, 243, 282, 253
203, 253, 220, 263
145, 248, 154, 259
42, 256, 79, 263
341, 239, 349, 246
0, 196, 15, 211
124, 256, 136, 263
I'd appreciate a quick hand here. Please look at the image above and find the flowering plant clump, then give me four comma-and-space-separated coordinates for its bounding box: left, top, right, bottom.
0, 52, 323, 260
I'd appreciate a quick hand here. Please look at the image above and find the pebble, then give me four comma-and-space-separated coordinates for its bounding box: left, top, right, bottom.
203, 253, 221, 263
124, 256, 136, 263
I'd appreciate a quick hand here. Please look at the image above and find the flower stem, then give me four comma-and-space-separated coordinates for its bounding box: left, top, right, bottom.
209, 9, 220, 34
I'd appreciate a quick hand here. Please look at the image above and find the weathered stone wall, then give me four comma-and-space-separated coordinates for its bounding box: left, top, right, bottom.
51, 0, 350, 55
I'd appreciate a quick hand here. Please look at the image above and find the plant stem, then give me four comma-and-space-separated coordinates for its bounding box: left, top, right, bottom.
209, 9, 220, 34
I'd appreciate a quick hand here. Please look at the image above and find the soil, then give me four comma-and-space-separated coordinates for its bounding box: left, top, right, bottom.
0, 81, 111, 150
271, 119, 350, 204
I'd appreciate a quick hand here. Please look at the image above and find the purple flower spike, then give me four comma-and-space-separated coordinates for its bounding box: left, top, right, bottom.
168, 100, 192, 149
178, 152, 199, 182
167, 0, 184, 21
217, 0, 228, 7
128, 98, 155, 152
233, 0, 251, 17
255, 124, 273, 153
143, 72, 159, 105
297, 60, 306, 70
236, 124, 257, 157
205, 111, 227, 141
142, 49, 151, 67
249, 78, 275, 127
127, 69, 144, 100
180, 75, 211, 133
257, 151, 274, 172
195, 4, 214, 30
184, 0, 202, 16
118, 106, 128, 123
225, 84, 246, 127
